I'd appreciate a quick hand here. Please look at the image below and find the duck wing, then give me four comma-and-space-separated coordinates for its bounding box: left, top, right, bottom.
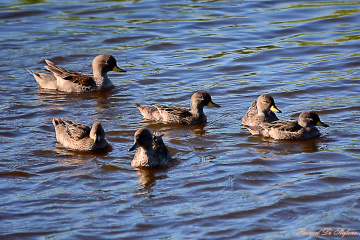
242, 100, 257, 125
45, 60, 97, 89
62, 120, 91, 141
153, 104, 192, 118
28, 69, 57, 89
262, 120, 301, 132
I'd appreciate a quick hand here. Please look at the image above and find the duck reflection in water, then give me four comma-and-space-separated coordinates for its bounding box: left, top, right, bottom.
252, 137, 326, 156
136, 120, 208, 137
135, 168, 170, 192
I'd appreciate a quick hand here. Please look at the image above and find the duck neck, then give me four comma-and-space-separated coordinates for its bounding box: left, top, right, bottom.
191, 102, 205, 118
256, 101, 267, 116
141, 140, 154, 152
257, 108, 267, 116
93, 69, 113, 88
92, 66, 104, 78
299, 122, 316, 129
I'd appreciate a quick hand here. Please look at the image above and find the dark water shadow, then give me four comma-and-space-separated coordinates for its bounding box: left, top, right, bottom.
247, 134, 328, 156
134, 167, 168, 193
132, 155, 182, 193
34, 87, 124, 119
35, 87, 116, 102
135, 119, 208, 136
53, 142, 112, 159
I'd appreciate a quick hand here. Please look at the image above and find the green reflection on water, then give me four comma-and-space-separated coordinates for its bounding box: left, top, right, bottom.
19, 0, 45, 3
334, 34, 360, 42
290, 41, 334, 46
287, 1, 360, 9
272, 3, 360, 25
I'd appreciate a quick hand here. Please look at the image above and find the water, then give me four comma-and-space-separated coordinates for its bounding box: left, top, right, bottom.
1, 0, 360, 239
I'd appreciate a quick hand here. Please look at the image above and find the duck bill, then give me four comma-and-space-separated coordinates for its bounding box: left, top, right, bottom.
94, 134, 101, 143
113, 66, 127, 72
128, 142, 140, 151
316, 121, 329, 127
207, 101, 221, 108
270, 105, 282, 113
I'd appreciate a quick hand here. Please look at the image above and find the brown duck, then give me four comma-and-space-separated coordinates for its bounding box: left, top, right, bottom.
28, 54, 126, 92
52, 118, 108, 151
259, 111, 329, 140
242, 94, 282, 135
129, 128, 172, 168
133, 91, 221, 125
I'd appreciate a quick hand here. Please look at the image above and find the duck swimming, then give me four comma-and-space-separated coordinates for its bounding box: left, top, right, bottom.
258, 111, 329, 140
28, 54, 126, 92
242, 94, 282, 135
129, 128, 172, 168
133, 91, 221, 125
52, 118, 108, 151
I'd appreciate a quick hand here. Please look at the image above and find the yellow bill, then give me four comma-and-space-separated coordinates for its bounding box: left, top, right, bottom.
113, 66, 127, 72
207, 101, 221, 108
270, 105, 282, 113
94, 134, 102, 143
316, 121, 329, 127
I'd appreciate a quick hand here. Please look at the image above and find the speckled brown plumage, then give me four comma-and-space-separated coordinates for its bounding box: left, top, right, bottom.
133, 91, 221, 125
28, 54, 126, 92
242, 94, 282, 135
52, 118, 108, 151
128, 128, 172, 168
258, 111, 329, 140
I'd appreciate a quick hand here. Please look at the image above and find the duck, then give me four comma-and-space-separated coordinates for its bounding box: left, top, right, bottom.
241, 94, 282, 135
52, 118, 108, 151
258, 111, 329, 140
128, 128, 172, 168
133, 91, 221, 125
28, 54, 126, 92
